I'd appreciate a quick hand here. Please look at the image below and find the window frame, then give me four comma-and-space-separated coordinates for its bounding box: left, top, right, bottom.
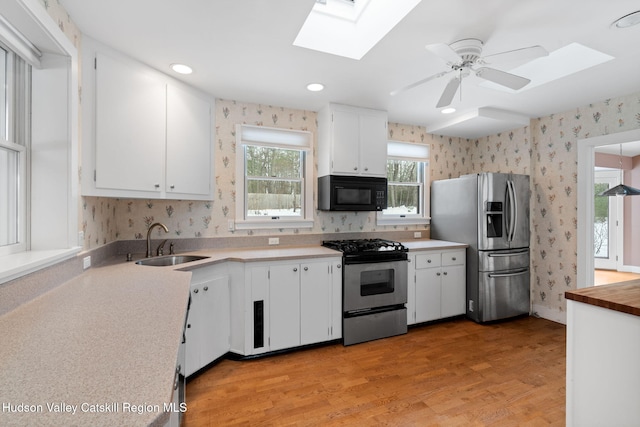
0, 1, 80, 285
235, 124, 314, 230
0, 43, 28, 256
377, 140, 430, 226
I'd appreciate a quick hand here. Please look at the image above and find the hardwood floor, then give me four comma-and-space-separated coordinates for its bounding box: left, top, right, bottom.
185, 317, 566, 426
594, 269, 640, 286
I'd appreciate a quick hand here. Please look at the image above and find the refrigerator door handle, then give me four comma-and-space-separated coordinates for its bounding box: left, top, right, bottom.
488, 268, 529, 278
488, 249, 529, 257
506, 179, 517, 242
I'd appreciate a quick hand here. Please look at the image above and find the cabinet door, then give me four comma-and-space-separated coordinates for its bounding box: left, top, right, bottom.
184, 284, 202, 377
358, 112, 387, 177
300, 262, 331, 345
330, 260, 343, 339
406, 255, 417, 325
330, 109, 360, 175
269, 264, 301, 351
415, 268, 441, 323
250, 266, 270, 354
441, 265, 466, 318
201, 276, 230, 367
166, 84, 212, 198
95, 52, 165, 192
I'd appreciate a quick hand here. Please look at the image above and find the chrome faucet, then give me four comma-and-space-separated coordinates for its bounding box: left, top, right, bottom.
146, 222, 169, 257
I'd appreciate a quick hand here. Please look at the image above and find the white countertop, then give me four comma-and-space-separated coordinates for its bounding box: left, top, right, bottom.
0, 264, 191, 426
0, 239, 463, 426
401, 240, 468, 251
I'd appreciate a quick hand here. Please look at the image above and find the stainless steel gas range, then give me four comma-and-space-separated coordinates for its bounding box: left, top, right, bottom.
322, 239, 408, 346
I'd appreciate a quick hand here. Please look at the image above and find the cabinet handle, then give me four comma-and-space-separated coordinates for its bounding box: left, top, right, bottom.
193, 288, 199, 293
187, 324, 191, 328
154, 183, 160, 189
304, 267, 308, 271
353, 167, 358, 171
364, 167, 368, 171
293, 267, 298, 272
427, 259, 432, 263
170, 185, 175, 190
436, 272, 441, 276
337, 264, 341, 269
203, 286, 208, 291
408, 259, 411, 263
452, 257, 456, 261
443, 272, 448, 275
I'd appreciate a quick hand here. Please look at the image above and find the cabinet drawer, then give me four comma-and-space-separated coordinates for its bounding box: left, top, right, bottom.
415, 253, 441, 269
442, 250, 465, 266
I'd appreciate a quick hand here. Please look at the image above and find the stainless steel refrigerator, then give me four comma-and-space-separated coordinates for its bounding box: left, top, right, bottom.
430, 173, 530, 323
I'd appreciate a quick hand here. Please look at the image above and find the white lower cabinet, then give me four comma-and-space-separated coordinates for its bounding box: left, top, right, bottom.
407, 249, 466, 325
185, 266, 230, 377
246, 258, 341, 355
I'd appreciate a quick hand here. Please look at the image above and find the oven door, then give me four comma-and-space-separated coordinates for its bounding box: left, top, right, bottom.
343, 259, 408, 312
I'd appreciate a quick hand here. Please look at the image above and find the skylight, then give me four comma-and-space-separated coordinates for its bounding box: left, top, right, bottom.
481, 43, 614, 93
294, 0, 421, 60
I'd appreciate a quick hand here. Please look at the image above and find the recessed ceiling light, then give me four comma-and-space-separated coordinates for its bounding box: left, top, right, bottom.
306, 83, 325, 92
170, 63, 193, 75
612, 10, 640, 28
441, 107, 456, 114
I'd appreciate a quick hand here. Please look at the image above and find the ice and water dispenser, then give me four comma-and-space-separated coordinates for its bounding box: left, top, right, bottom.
485, 202, 503, 238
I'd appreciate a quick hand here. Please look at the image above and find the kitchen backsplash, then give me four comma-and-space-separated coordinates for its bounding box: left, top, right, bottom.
41, 1, 640, 323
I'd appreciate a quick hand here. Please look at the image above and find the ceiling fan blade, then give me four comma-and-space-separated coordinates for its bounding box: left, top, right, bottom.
481, 45, 548, 65
390, 70, 451, 96
436, 77, 461, 108
425, 43, 462, 65
475, 67, 530, 90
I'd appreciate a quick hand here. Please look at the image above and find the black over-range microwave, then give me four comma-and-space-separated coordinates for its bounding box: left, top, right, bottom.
318, 175, 387, 211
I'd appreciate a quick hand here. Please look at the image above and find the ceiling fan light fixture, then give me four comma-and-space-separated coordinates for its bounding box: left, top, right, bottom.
612, 10, 640, 29
441, 107, 456, 114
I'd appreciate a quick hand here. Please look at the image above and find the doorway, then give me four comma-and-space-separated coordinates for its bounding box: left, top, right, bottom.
577, 128, 640, 289
593, 169, 621, 271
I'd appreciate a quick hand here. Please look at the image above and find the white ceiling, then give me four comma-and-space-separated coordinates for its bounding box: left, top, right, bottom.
59, 0, 640, 139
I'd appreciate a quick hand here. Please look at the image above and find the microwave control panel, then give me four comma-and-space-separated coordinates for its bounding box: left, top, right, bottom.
376, 190, 387, 210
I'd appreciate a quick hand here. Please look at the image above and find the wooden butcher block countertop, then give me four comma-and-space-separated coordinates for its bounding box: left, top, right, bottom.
565, 280, 640, 317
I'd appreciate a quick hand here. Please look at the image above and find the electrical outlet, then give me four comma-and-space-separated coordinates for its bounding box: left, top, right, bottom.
83, 256, 91, 270
228, 220, 235, 231
78, 231, 84, 246
413, 231, 422, 238
268, 237, 279, 245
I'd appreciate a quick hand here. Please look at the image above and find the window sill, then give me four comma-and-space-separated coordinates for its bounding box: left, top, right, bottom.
376, 217, 430, 226
234, 219, 314, 230
0, 248, 82, 285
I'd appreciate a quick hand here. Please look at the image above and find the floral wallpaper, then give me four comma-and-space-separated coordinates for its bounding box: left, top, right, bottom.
81, 100, 431, 246
41, 0, 640, 324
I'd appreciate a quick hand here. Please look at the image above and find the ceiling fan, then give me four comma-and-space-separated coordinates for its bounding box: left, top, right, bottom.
391, 38, 548, 108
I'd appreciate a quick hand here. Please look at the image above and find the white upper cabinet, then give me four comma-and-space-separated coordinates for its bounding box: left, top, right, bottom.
94, 51, 166, 193
318, 103, 388, 178
166, 84, 212, 197
81, 37, 214, 200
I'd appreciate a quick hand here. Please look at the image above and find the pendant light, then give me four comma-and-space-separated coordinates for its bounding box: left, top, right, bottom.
598, 144, 640, 196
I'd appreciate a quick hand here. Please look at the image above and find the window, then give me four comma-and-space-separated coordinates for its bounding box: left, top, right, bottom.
378, 141, 430, 225
235, 125, 313, 229
0, 44, 29, 256
0, 2, 79, 285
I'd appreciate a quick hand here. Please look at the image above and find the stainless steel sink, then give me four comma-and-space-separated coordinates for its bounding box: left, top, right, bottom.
135, 255, 209, 267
